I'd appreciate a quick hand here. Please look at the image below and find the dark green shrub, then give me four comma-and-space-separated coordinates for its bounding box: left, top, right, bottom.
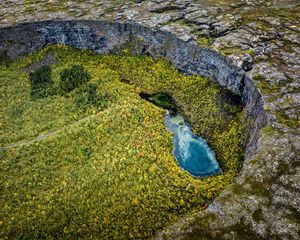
85, 83, 101, 106
0, 51, 11, 66
28, 65, 55, 99
60, 65, 91, 93
75, 83, 109, 111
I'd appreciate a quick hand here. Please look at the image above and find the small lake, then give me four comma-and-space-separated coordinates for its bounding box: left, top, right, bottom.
140, 92, 222, 178
165, 112, 222, 178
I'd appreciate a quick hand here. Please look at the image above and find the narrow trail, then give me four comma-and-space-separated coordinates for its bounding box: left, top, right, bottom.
1, 112, 100, 150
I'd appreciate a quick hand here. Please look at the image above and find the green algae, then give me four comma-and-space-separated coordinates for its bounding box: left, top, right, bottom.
150, 93, 174, 109
141, 92, 176, 111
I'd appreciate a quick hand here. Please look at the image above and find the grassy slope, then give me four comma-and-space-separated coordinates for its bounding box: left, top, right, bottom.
0, 46, 244, 239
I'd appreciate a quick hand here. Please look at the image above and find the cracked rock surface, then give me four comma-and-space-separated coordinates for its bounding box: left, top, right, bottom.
0, 1, 299, 239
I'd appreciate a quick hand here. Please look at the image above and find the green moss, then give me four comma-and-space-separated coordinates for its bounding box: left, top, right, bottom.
253, 74, 266, 82
196, 37, 214, 47
247, 179, 270, 198
231, 183, 245, 195
253, 74, 286, 95
262, 125, 277, 136
219, 47, 251, 57
195, 212, 218, 229
275, 110, 299, 129
246, 49, 255, 57
257, 82, 282, 94
256, 20, 269, 32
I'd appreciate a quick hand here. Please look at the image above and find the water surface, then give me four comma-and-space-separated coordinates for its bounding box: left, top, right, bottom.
165, 112, 222, 177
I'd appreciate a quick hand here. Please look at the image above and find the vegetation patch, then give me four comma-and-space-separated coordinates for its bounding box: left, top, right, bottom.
29, 65, 55, 99
0, 51, 12, 67
0, 45, 244, 239
140, 92, 176, 112
74, 83, 110, 112
275, 110, 299, 129
196, 37, 215, 47
59, 64, 91, 93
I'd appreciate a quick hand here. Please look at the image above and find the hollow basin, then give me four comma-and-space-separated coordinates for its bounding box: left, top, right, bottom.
0, 20, 267, 239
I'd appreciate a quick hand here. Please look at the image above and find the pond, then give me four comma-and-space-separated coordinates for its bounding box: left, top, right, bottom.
165, 112, 222, 177
140, 92, 222, 178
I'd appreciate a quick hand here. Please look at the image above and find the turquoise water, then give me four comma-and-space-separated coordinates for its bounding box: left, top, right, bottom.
165, 112, 222, 177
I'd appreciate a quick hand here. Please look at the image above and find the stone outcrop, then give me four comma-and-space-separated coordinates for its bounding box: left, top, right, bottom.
0, 1, 299, 239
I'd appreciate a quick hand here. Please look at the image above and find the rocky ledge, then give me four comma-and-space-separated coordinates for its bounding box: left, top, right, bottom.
0, 1, 299, 239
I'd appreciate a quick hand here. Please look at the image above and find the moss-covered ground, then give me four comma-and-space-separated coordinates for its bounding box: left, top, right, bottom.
0, 45, 244, 239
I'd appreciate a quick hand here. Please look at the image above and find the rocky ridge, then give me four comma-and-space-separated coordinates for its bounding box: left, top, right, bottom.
0, 1, 299, 239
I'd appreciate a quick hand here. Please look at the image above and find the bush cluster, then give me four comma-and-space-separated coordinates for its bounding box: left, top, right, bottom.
28, 64, 109, 113
59, 64, 91, 93
75, 83, 109, 111
28, 65, 55, 100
